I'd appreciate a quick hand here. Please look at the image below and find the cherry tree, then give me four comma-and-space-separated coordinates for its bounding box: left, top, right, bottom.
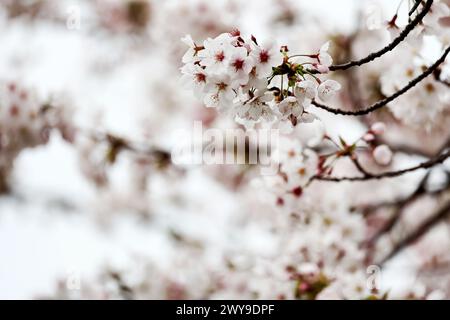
0, 0, 449, 300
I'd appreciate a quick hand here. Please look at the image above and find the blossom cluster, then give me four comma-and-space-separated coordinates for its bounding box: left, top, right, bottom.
0, 81, 74, 192
181, 31, 341, 127
380, 45, 450, 130
367, 0, 450, 130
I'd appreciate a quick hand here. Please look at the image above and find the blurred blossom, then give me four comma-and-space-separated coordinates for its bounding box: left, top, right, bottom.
0, 0, 449, 301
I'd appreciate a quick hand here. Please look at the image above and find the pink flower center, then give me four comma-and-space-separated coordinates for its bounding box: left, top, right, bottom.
195, 73, 206, 83
260, 50, 269, 63
232, 58, 244, 71
217, 82, 228, 91
9, 104, 20, 117
215, 51, 225, 62
292, 186, 303, 197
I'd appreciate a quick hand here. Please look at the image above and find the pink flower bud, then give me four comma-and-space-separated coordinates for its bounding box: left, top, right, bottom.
363, 133, 375, 142
373, 145, 393, 166
370, 122, 386, 135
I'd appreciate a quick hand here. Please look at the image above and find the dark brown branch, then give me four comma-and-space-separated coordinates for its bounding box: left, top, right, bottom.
312, 46, 450, 116
409, 0, 422, 17
379, 200, 450, 266
434, 69, 450, 87
314, 149, 450, 182
329, 0, 433, 72
351, 157, 373, 178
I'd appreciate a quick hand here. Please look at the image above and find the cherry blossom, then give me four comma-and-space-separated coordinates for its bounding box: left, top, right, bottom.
294, 80, 317, 107
180, 63, 208, 97
181, 32, 341, 128
317, 80, 342, 102
250, 41, 283, 78
199, 34, 234, 74
227, 46, 255, 87
315, 41, 333, 73
203, 75, 235, 109
234, 89, 276, 124
181, 35, 204, 64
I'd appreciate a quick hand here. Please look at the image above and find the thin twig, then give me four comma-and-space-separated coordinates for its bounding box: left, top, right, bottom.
312, 46, 450, 116
434, 69, 450, 87
329, 0, 433, 72
313, 149, 450, 182
351, 157, 373, 178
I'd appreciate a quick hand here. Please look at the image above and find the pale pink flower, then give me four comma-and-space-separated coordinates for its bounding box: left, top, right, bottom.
199, 33, 234, 74
314, 41, 333, 73
294, 80, 317, 107
370, 122, 386, 135
235, 89, 275, 123
317, 80, 341, 101
227, 46, 254, 88
278, 96, 304, 120
180, 63, 208, 97
181, 34, 203, 63
203, 75, 234, 109
250, 41, 283, 78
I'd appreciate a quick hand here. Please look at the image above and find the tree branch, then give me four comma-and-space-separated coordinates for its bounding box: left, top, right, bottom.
434, 69, 450, 87
329, 0, 433, 72
313, 149, 450, 182
409, 0, 422, 17
312, 46, 450, 116
379, 200, 450, 266
366, 171, 431, 246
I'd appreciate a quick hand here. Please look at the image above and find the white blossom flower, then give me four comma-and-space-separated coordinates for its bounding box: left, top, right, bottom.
282, 148, 319, 188
199, 33, 234, 74
203, 75, 235, 109
317, 79, 341, 101
314, 41, 333, 73
386, 15, 401, 40
278, 96, 303, 120
180, 32, 340, 128
423, 2, 450, 33
181, 34, 203, 63
235, 89, 275, 123
294, 80, 317, 107
180, 63, 208, 97
250, 41, 283, 78
227, 46, 255, 88
380, 47, 450, 129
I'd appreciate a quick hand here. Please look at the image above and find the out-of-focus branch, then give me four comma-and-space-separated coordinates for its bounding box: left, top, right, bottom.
366, 172, 432, 246
312, 46, 450, 116
81, 128, 172, 168
328, 0, 433, 72
379, 200, 450, 266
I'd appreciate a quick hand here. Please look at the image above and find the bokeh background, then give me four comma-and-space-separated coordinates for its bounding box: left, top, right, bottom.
0, 0, 448, 299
